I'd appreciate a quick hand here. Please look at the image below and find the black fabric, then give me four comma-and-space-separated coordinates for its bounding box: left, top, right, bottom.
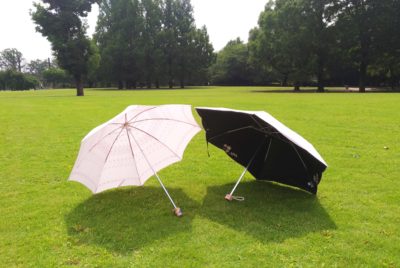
196, 108, 327, 194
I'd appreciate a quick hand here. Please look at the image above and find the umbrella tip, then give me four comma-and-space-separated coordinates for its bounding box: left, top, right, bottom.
173, 207, 183, 217
224, 194, 233, 201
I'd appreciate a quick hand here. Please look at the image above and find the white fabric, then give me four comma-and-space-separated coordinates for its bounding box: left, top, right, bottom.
69, 105, 201, 193
196, 106, 327, 167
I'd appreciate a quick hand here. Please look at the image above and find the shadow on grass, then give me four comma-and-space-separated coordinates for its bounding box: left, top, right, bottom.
89, 86, 208, 91
251, 88, 400, 93
200, 181, 336, 243
65, 187, 198, 253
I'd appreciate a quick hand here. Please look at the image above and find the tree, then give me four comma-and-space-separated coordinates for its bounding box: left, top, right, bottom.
95, 0, 144, 89
142, 0, 163, 88
251, 0, 312, 89
334, 0, 389, 92
31, 0, 98, 96
365, 0, 400, 89
0, 48, 25, 72
174, 0, 195, 88
210, 38, 252, 86
162, 0, 179, 88
95, 0, 213, 88
86, 40, 101, 88
26, 59, 51, 88
301, 0, 337, 92
248, 27, 281, 85
43, 68, 70, 88
188, 26, 215, 85
0, 70, 39, 91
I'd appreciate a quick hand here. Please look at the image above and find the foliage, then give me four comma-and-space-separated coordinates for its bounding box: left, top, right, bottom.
27, 0, 400, 90
94, 0, 214, 88
26, 59, 49, 77
31, 0, 98, 96
43, 68, 71, 88
246, 0, 400, 91
0, 48, 25, 72
1, 87, 400, 266
0, 70, 39, 90
210, 38, 252, 86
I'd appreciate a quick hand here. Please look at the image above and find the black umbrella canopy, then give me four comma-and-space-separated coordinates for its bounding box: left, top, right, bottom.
195, 107, 328, 194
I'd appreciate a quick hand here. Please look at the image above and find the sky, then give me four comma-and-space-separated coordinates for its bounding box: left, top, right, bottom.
0, 0, 267, 62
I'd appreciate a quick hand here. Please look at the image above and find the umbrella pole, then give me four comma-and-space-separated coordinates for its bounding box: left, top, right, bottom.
225, 160, 253, 201
149, 171, 182, 217
225, 141, 266, 201
128, 129, 182, 217
225, 164, 250, 201
153, 171, 182, 215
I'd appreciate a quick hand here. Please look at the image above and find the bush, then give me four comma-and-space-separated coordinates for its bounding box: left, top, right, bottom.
0, 70, 39, 90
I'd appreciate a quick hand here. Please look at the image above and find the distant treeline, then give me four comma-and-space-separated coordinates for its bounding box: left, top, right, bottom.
212, 0, 400, 92
3, 0, 399, 93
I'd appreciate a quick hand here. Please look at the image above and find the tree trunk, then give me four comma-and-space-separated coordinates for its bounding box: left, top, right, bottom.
180, 77, 184, 89
317, 67, 325, 92
282, 74, 288, 87
358, 25, 370, 93
168, 79, 173, 89
155, 80, 160, 89
76, 76, 84, 96
118, 80, 123, 89
294, 82, 300, 91
359, 61, 367, 93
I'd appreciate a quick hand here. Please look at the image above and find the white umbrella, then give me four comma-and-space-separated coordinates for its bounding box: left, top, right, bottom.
69, 104, 201, 216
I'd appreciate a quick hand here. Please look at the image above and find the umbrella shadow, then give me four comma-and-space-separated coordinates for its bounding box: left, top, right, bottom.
200, 181, 336, 243
65, 187, 197, 254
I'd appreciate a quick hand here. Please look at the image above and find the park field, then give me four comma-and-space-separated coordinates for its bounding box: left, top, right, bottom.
0, 87, 399, 267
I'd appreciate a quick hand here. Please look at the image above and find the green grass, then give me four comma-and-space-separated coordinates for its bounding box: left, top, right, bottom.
1, 87, 399, 267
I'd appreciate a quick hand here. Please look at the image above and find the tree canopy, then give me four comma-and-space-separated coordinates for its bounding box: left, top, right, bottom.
210, 0, 400, 91
94, 0, 214, 89
24, 0, 400, 92
31, 0, 98, 96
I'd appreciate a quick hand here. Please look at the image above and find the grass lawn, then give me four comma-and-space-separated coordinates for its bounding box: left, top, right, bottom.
0, 87, 399, 267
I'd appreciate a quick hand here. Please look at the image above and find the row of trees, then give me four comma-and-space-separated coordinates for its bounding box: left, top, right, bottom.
31, 0, 214, 95
95, 0, 214, 89
0, 48, 71, 90
211, 0, 400, 92
28, 0, 399, 95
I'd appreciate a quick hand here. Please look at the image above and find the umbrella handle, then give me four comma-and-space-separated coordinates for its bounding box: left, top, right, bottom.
174, 207, 183, 217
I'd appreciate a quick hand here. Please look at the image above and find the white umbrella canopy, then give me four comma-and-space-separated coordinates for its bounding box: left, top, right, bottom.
69, 104, 201, 216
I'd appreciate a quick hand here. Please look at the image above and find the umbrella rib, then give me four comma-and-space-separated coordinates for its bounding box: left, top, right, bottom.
264, 138, 273, 163
291, 143, 310, 176
127, 106, 158, 123
132, 118, 199, 128
208, 126, 264, 142
126, 128, 142, 185
104, 127, 125, 163
128, 128, 178, 209
128, 126, 181, 159
88, 125, 123, 152
250, 114, 264, 129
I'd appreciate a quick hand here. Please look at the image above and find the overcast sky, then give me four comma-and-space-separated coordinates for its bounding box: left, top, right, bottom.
0, 0, 267, 62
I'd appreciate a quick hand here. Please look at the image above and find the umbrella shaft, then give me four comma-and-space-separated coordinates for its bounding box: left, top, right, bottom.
229, 166, 249, 196
154, 172, 177, 209
128, 129, 178, 209
229, 142, 265, 196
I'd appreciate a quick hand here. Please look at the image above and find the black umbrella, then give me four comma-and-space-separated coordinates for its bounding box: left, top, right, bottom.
195, 107, 328, 198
